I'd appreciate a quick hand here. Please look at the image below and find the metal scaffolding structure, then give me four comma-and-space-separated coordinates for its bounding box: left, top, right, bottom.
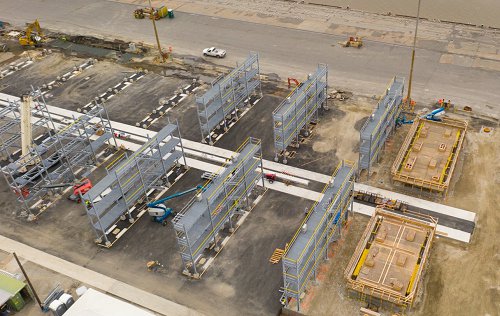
0, 89, 116, 217
196, 53, 262, 144
359, 76, 405, 176
0, 96, 51, 163
282, 160, 356, 311
173, 137, 264, 277
82, 122, 187, 247
273, 64, 328, 164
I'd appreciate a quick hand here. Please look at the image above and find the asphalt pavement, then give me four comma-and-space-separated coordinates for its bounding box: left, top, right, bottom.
0, 0, 499, 114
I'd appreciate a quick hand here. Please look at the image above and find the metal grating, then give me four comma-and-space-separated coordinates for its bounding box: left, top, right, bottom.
82, 122, 187, 246
0, 89, 115, 217
359, 76, 404, 175
273, 64, 328, 163
196, 53, 262, 144
281, 160, 356, 311
173, 137, 264, 277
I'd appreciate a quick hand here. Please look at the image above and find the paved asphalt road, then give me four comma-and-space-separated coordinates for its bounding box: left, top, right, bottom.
0, 0, 499, 114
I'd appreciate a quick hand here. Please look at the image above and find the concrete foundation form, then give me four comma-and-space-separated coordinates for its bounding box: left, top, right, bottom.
391, 118, 467, 194
344, 207, 437, 313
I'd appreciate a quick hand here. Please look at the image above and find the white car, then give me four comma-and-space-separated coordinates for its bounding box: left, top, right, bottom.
203, 47, 226, 58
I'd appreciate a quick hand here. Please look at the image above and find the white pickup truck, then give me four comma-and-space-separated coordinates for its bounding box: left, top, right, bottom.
202, 47, 226, 58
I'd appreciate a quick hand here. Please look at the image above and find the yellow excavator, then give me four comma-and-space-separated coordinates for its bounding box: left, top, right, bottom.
19, 19, 45, 47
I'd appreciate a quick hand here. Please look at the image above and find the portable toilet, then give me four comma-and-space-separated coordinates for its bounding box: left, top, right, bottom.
49, 299, 67, 316
59, 293, 74, 309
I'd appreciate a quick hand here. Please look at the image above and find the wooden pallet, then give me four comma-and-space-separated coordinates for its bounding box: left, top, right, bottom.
269, 248, 285, 264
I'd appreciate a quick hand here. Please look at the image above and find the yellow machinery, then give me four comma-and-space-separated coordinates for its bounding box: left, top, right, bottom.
134, 6, 168, 20
339, 36, 363, 48
19, 19, 45, 47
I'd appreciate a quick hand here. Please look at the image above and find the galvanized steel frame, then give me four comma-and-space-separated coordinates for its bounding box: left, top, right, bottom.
196, 53, 262, 144
273, 64, 328, 163
82, 122, 187, 246
0, 89, 115, 216
359, 76, 405, 176
281, 160, 356, 311
173, 137, 264, 276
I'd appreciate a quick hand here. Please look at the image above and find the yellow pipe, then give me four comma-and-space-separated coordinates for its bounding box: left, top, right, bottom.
352, 249, 370, 277
406, 264, 420, 295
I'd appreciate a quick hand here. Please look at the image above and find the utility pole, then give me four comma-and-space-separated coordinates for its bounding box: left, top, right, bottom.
405, 0, 422, 112
13, 252, 43, 310
149, 0, 166, 62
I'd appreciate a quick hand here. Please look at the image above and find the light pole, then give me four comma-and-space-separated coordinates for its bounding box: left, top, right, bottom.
405, 0, 422, 112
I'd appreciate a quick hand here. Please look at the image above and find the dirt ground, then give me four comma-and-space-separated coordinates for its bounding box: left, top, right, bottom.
302, 111, 500, 315
1, 36, 499, 316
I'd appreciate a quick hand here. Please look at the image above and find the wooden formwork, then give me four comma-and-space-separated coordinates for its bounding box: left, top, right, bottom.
344, 208, 437, 312
391, 118, 467, 195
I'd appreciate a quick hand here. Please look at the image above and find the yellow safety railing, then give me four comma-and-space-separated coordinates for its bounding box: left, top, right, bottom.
283, 160, 356, 265
192, 158, 262, 257
397, 120, 423, 173
282, 186, 352, 283
190, 140, 262, 257
106, 151, 126, 170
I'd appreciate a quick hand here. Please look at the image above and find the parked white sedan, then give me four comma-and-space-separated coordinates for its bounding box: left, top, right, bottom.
202, 47, 226, 58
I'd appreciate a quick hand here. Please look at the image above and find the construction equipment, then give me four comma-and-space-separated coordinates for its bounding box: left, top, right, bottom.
422, 107, 445, 121
397, 107, 445, 126
287, 78, 300, 89
339, 36, 363, 48
134, 9, 145, 19
264, 173, 277, 183
146, 260, 166, 272
147, 185, 204, 225
19, 19, 45, 47
396, 114, 414, 126
41, 178, 93, 203
134, 6, 168, 20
